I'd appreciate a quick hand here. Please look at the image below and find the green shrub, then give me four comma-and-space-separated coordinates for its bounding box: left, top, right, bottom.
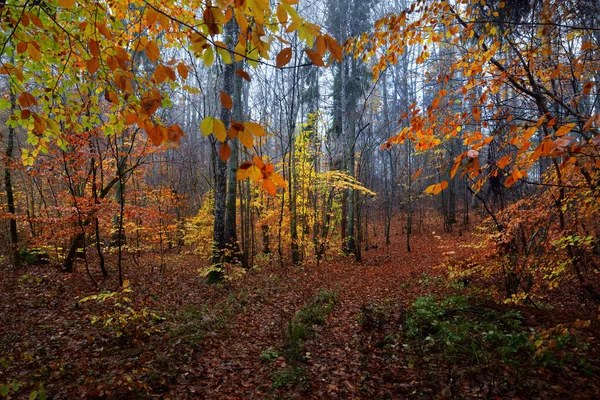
271, 366, 306, 389
282, 289, 338, 363
258, 348, 279, 363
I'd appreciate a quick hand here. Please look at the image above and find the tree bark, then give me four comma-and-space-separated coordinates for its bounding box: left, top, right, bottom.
5, 90, 21, 268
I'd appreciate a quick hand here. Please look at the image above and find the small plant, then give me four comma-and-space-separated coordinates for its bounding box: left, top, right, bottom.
0, 381, 21, 398
79, 280, 164, 340
258, 348, 279, 363
17, 274, 44, 287
168, 296, 237, 349
296, 289, 338, 326
282, 289, 338, 363
359, 303, 391, 331
271, 366, 306, 389
284, 321, 308, 362
19, 248, 51, 265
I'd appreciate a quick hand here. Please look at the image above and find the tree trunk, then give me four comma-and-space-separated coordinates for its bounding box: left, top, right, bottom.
5, 90, 21, 268
209, 17, 237, 282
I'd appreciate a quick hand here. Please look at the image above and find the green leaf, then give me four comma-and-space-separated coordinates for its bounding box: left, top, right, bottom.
29, 390, 38, 400
1, 384, 10, 397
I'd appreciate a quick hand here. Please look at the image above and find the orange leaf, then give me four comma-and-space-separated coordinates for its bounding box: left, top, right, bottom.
305, 49, 324, 66
244, 121, 266, 136
146, 40, 160, 63
141, 90, 162, 115
18, 92, 37, 108
238, 129, 253, 148
263, 178, 277, 195
271, 172, 286, 187
219, 142, 232, 161
276, 47, 293, 68
555, 123, 576, 137
104, 90, 118, 104
316, 35, 326, 56
87, 58, 99, 74
228, 121, 244, 139
276, 4, 288, 24
58, 0, 76, 7
177, 62, 189, 80
167, 124, 184, 146
106, 55, 118, 71
220, 91, 233, 110
153, 64, 167, 83
325, 34, 343, 61
89, 39, 99, 58
27, 43, 42, 62
412, 167, 423, 180
16, 41, 27, 54
125, 113, 138, 125
253, 155, 265, 170
145, 124, 163, 146
32, 113, 46, 135
236, 69, 251, 82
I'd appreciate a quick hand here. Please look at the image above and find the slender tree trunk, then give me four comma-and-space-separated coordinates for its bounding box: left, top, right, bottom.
5, 90, 20, 268
210, 18, 237, 282
224, 19, 243, 265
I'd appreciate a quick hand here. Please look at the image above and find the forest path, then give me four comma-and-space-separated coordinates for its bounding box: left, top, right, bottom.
185, 229, 479, 398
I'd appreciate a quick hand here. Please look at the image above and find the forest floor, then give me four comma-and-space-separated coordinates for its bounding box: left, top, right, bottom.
1, 225, 600, 399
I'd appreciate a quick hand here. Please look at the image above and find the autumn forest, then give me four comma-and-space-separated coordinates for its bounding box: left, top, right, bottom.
1, 0, 600, 398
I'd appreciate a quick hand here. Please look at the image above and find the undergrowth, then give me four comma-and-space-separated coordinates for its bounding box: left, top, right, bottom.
272, 289, 338, 389
400, 294, 594, 396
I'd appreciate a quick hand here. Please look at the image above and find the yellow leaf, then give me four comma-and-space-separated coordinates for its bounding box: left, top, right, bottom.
237, 162, 253, 180
201, 116, 214, 137
249, 165, 262, 182
122, 279, 130, 288
213, 118, 227, 142
203, 47, 214, 66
